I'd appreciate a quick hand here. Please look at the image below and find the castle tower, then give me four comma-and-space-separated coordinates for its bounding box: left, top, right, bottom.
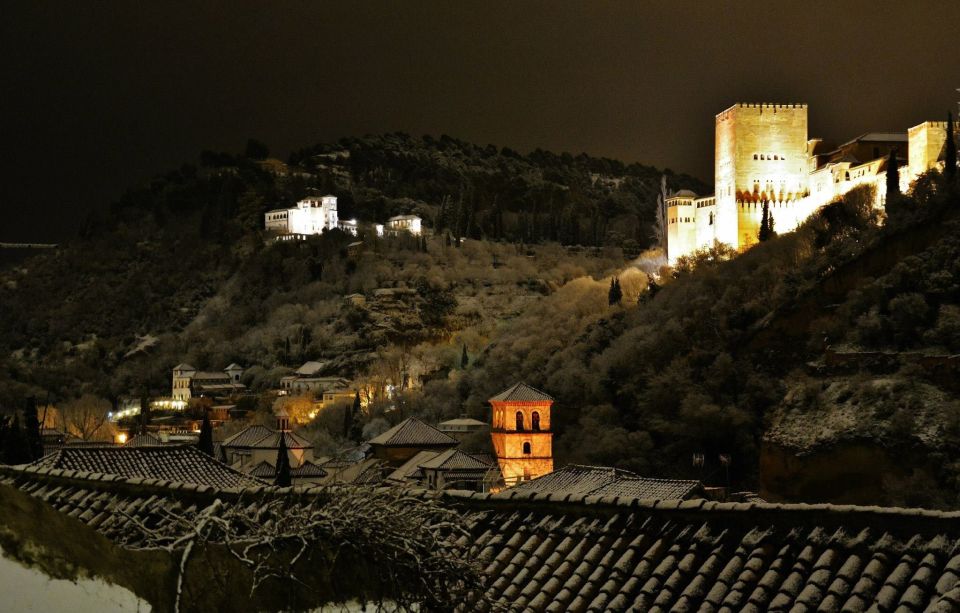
489, 382, 554, 486
715, 103, 809, 250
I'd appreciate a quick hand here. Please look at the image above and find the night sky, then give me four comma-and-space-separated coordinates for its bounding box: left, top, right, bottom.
3, 2, 958, 241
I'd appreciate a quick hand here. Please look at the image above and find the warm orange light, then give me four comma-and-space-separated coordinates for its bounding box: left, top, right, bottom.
116, 433, 128, 444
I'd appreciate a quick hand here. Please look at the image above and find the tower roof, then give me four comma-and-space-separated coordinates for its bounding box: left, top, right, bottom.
489, 382, 554, 403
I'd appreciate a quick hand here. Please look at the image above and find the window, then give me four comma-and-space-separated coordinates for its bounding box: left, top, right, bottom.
522, 442, 531, 455
753, 154, 758, 160
516, 411, 525, 431
532, 412, 541, 431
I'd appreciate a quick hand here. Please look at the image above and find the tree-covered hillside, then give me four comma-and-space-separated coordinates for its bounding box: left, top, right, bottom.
0, 134, 698, 405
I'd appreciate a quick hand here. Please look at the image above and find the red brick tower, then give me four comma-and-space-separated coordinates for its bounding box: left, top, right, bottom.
489, 382, 554, 487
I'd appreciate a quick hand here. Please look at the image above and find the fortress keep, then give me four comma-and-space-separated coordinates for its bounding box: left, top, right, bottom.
667, 104, 958, 263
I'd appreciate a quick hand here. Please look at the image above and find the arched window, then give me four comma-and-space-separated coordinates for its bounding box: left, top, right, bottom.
522, 442, 531, 455
532, 412, 541, 431
516, 411, 525, 431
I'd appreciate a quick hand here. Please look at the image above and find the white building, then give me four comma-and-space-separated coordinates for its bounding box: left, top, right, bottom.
387, 215, 422, 235
264, 195, 339, 237
172, 363, 245, 401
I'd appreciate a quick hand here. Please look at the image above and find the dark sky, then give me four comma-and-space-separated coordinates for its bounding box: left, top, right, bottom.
3, 2, 958, 241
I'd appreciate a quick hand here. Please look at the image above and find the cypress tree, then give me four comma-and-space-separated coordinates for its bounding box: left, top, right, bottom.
608, 278, 623, 306
23, 397, 43, 461
197, 410, 214, 457
274, 433, 292, 487
758, 202, 771, 242
461, 344, 469, 369
348, 392, 364, 442
946, 111, 957, 183
886, 148, 900, 200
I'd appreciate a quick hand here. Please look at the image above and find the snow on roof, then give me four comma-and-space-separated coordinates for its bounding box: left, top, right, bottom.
224, 363, 243, 370
385, 450, 440, 482
417, 449, 492, 471
509, 464, 703, 500
388, 214, 421, 221
28, 445, 263, 488
437, 417, 489, 429
367, 417, 459, 447
488, 382, 554, 403
6, 464, 960, 611
122, 433, 162, 448
172, 363, 196, 372
294, 361, 326, 376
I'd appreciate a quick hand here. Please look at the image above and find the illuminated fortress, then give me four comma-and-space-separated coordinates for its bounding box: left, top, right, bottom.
667, 103, 957, 262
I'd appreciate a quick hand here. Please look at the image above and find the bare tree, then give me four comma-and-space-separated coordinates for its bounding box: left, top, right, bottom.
60, 394, 113, 441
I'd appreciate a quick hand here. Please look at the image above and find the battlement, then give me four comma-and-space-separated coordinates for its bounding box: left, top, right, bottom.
717, 103, 808, 121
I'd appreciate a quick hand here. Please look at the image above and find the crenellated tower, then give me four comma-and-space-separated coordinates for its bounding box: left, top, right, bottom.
715, 103, 809, 250
489, 382, 554, 486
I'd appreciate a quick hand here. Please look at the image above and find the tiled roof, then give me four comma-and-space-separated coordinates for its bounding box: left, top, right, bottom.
488, 382, 554, 403
418, 449, 493, 471
437, 417, 489, 429
322, 457, 385, 485
222, 425, 312, 450
123, 433, 162, 448
3, 465, 960, 611
172, 363, 196, 371
254, 431, 313, 450
291, 461, 327, 478
248, 460, 276, 479
367, 417, 458, 447
28, 446, 263, 488
386, 451, 440, 483
510, 464, 703, 500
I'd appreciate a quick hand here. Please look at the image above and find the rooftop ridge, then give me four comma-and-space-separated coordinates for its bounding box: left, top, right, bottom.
4, 464, 959, 528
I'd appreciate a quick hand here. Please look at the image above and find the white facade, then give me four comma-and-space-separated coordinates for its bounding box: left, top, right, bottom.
387, 215, 422, 235
265, 196, 339, 236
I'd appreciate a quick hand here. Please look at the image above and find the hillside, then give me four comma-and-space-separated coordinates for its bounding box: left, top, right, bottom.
0, 134, 698, 405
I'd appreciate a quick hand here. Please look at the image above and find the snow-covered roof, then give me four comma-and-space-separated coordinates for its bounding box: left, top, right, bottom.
508, 464, 703, 500
0, 466, 960, 611
122, 433, 162, 448
417, 449, 492, 471
4, 463, 960, 611
488, 382, 554, 403
27, 445, 263, 488
294, 361, 326, 375
221, 425, 312, 450
367, 417, 459, 447
437, 416, 488, 429
172, 363, 196, 372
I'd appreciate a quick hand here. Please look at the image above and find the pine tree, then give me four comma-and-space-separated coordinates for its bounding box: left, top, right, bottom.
23, 397, 43, 461
274, 433, 292, 487
758, 202, 771, 242
461, 344, 469, 369
198, 410, 214, 457
946, 111, 957, 183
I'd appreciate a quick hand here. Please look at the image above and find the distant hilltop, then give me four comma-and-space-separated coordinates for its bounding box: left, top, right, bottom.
0, 242, 58, 249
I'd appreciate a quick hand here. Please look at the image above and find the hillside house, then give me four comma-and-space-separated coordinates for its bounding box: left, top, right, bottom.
220, 410, 314, 472
368, 417, 459, 466
171, 363, 245, 402
386, 214, 422, 235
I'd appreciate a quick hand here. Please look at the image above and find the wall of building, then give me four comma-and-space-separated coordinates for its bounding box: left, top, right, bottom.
908, 121, 951, 180
716, 103, 808, 250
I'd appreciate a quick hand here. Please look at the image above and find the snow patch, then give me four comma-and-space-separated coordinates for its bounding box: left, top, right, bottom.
0, 545, 150, 612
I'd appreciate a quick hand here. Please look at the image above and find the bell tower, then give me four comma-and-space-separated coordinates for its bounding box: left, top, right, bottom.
489, 382, 554, 487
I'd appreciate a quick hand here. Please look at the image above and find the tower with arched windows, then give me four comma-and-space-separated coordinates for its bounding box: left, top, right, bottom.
489, 382, 554, 486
